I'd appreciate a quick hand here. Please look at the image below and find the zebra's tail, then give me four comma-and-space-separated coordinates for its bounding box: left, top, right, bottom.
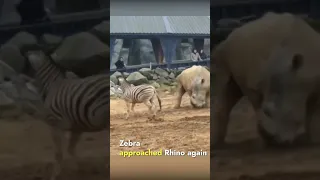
155, 91, 162, 111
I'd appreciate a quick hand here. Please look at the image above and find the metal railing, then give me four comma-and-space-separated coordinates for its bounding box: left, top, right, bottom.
0, 8, 109, 44
110, 59, 210, 74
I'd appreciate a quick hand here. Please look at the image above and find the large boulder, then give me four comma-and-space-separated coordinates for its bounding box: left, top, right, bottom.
110, 75, 118, 85
126, 72, 148, 85
0, 44, 26, 73
89, 21, 110, 45
0, 60, 21, 82
41, 33, 63, 52
139, 68, 153, 79
155, 67, 169, 78
52, 32, 109, 77
5, 31, 38, 49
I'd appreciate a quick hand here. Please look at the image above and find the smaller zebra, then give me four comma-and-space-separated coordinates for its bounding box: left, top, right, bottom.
118, 77, 161, 120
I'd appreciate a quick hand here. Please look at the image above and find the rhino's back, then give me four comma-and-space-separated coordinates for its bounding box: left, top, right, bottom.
214, 12, 320, 90
177, 65, 210, 92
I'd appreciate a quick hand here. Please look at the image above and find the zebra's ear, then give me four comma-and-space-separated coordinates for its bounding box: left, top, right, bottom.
20, 44, 44, 56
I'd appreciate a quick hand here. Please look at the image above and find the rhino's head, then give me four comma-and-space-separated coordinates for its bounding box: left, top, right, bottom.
190, 76, 207, 108
257, 47, 315, 145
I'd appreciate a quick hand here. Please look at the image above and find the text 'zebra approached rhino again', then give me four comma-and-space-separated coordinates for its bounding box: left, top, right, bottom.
110, 16, 211, 159
110, 66, 210, 156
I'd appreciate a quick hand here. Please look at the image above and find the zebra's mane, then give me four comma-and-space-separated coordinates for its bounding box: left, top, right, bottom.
20, 44, 67, 76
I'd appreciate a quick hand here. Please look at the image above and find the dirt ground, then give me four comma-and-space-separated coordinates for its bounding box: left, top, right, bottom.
0, 115, 108, 180
110, 91, 210, 155
212, 98, 320, 180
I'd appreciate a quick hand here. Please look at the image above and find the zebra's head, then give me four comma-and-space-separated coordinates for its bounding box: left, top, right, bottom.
190, 76, 207, 108
25, 50, 48, 70
118, 77, 133, 92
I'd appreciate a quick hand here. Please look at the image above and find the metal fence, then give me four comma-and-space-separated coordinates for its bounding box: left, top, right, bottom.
110, 59, 210, 74
0, 8, 109, 44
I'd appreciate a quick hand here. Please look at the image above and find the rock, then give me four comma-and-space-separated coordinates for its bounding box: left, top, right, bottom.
171, 82, 178, 86
41, 34, 63, 52
110, 80, 115, 87
139, 68, 153, 79
42, 34, 63, 45
0, 44, 26, 73
155, 67, 169, 78
169, 72, 175, 79
126, 72, 148, 85
52, 32, 109, 77
158, 76, 171, 86
0, 90, 21, 118
150, 81, 160, 88
110, 86, 123, 95
151, 74, 158, 80
5, 31, 38, 49
66, 71, 78, 79
0, 60, 19, 83
0, 90, 15, 108
110, 89, 115, 96
110, 75, 118, 85
123, 72, 130, 78
89, 21, 110, 45
111, 71, 122, 78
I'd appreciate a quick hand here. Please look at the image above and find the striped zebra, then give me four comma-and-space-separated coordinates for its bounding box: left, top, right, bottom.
23, 50, 109, 180
118, 77, 161, 120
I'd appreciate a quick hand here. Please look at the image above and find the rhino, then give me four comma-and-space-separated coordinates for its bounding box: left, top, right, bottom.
212, 12, 320, 147
174, 65, 210, 108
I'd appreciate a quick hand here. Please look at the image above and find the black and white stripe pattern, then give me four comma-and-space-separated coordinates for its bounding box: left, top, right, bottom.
24, 50, 109, 180
118, 77, 161, 120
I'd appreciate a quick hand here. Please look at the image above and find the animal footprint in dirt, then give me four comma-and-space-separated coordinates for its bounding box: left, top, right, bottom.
146, 117, 164, 122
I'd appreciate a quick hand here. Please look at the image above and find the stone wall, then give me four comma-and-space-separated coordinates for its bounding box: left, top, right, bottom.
0, 20, 109, 119
110, 67, 189, 96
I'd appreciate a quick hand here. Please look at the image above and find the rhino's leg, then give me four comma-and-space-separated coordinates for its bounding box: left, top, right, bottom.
204, 91, 210, 108
306, 97, 320, 144
174, 83, 185, 109
212, 75, 243, 147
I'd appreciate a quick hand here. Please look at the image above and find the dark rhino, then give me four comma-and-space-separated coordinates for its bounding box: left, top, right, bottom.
212, 12, 320, 147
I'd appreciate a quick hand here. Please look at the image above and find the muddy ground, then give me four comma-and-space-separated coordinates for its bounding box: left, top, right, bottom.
0, 115, 108, 180
212, 98, 320, 180
110, 91, 210, 155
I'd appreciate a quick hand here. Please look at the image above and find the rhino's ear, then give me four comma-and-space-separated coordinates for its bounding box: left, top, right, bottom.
291, 53, 303, 72
201, 78, 205, 84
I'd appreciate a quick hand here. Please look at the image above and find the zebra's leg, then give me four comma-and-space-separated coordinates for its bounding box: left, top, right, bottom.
150, 97, 157, 118
131, 103, 136, 112
125, 101, 130, 120
67, 131, 82, 171
50, 127, 64, 180
144, 100, 155, 120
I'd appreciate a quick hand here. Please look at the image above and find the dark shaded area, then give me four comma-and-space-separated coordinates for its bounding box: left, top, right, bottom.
16, 0, 49, 25
55, 0, 101, 14
230, 172, 320, 180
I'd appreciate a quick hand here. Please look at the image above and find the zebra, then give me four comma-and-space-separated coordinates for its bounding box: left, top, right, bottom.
22, 50, 109, 180
118, 77, 161, 120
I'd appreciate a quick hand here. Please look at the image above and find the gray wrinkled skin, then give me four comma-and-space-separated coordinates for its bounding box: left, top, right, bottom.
257, 47, 314, 143
190, 77, 207, 108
